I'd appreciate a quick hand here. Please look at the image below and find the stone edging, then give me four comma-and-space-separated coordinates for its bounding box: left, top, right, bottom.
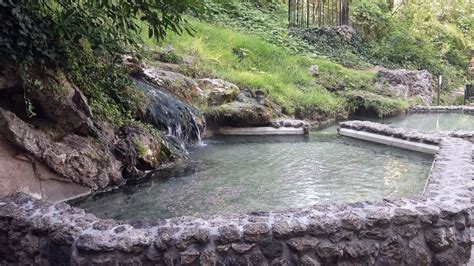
1, 122, 472, 265
410, 105, 474, 114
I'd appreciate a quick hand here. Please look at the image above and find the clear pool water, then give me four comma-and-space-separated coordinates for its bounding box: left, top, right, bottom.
386, 113, 474, 132
73, 126, 433, 220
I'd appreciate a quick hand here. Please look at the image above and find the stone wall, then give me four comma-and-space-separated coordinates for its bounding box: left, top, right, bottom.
411, 105, 474, 114
340, 120, 474, 144
0, 123, 472, 265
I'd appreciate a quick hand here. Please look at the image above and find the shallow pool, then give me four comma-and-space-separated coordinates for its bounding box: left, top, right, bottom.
73, 126, 433, 220
387, 113, 474, 132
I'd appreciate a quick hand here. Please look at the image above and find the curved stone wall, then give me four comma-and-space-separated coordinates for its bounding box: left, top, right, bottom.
0, 122, 472, 265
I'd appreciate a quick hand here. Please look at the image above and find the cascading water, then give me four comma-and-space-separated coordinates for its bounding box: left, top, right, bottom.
133, 77, 206, 153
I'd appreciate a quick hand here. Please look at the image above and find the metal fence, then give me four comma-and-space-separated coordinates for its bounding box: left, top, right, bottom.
288, 0, 351, 28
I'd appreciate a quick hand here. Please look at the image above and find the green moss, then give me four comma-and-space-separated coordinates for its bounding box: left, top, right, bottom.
130, 121, 175, 161
132, 138, 148, 157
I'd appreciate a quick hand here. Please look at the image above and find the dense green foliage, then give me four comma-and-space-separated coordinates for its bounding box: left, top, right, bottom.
0, 0, 202, 125
347, 0, 471, 88
0, 0, 204, 65
149, 1, 415, 118
1, 0, 471, 125
64, 39, 144, 125
352, 0, 392, 40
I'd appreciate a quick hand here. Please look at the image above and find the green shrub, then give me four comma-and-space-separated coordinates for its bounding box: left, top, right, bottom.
64, 39, 145, 126
351, 0, 392, 40
0, 0, 204, 67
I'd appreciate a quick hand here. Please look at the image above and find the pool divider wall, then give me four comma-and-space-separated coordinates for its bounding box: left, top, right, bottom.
0, 122, 472, 265
338, 128, 440, 154
411, 105, 474, 114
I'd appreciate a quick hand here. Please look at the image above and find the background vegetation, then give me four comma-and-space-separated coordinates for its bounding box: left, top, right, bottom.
0, 0, 203, 125
1, 0, 472, 124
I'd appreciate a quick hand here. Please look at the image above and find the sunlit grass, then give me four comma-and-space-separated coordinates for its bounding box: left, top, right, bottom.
142, 19, 381, 116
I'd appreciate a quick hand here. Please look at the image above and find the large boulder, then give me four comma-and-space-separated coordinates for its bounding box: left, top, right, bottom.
0, 137, 91, 202
375, 69, 435, 105
197, 78, 240, 106
0, 108, 123, 190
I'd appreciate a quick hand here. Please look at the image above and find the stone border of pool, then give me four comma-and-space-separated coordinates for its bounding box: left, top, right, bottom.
0, 122, 472, 265
410, 105, 474, 114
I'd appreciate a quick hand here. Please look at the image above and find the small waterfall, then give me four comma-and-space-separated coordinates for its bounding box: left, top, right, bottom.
190, 112, 206, 147
134, 77, 206, 152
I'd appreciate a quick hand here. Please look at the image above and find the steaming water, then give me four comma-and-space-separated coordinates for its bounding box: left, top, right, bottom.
73, 125, 434, 220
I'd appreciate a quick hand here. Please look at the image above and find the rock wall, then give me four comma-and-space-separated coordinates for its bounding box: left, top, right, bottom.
411, 105, 474, 114
0, 137, 90, 202
0, 68, 179, 192
0, 122, 472, 265
341, 112, 474, 143
376, 69, 435, 105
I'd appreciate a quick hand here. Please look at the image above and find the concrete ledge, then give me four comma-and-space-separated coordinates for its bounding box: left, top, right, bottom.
218, 126, 306, 135
339, 128, 439, 154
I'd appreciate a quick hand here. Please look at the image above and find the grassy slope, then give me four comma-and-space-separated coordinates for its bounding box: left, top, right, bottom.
142, 3, 410, 118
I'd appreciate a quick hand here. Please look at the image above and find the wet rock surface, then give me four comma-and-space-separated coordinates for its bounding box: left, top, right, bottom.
0, 66, 190, 194
135, 78, 205, 149
113, 124, 171, 179
0, 122, 472, 265
141, 64, 203, 105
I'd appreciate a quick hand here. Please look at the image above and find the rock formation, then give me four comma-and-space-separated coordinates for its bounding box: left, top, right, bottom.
376, 69, 435, 105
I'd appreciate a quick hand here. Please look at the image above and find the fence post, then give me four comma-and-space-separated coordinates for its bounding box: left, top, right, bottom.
288, 0, 291, 26
437, 75, 442, 106
307, 0, 310, 27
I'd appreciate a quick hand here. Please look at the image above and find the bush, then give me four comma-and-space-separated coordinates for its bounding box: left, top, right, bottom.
0, 0, 204, 67
0, 0, 203, 126
64, 39, 145, 126
351, 0, 392, 40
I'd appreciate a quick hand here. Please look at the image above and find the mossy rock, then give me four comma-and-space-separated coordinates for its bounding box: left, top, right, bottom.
205, 101, 274, 127
197, 78, 240, 107
113, 124, 172, 179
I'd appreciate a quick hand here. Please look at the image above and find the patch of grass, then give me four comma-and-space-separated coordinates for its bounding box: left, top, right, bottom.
143, 20, 378, 118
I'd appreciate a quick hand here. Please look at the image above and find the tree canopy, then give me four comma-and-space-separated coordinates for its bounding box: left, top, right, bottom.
0, 0, 204, 66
